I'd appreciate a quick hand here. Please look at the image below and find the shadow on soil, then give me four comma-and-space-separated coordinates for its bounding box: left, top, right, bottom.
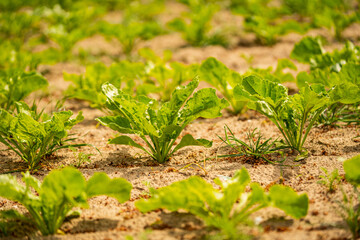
68, 218, 119, 234
145, 212, 207, 239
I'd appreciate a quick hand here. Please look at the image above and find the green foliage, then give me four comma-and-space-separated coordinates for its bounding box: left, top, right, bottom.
199, 57, 245, 114
244, 16, 308, 46
168, 2, 227, 47
0, 11, 40, 42
64, 61, 144, 110
234, 75, 330, 158
339, 154, 360, 240
292, 39, 360, 126
218, 125, 287, 165
0, 69, 48, 110
65, 50, 199, 108
291, 37, 359, 70
97, 78, 228, 163
136, 167, 308, 239
247, 58, 297, 83
35, 5, 103, 61
0, 41, 41, 71
290, 36, 325, 64
100, 19, 164, 56
140, 48, 199, 101
282, 0, 358, 40
0, 102, 88, 170
344, 154, 360, 186
69, 147, 94, 168
0, 167, 132, 235
317, 167, 342, 193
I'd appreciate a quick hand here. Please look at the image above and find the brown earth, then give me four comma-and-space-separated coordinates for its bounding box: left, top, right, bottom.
1, 3, 360, 240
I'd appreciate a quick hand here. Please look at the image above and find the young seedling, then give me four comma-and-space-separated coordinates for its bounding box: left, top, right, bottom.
97, 77, 228, 163
234, 75, 330, 160
338, 154, 360, 240
0, 167, 132, 236
317, 167, 342, 193
64, 61, 144, 111
0, 69, 48, 110
199, 57, 246, 114
69, 146, 94, 168
167, 2, 227, 47
0, 102, 90, 171
218, 125, 288, 165
136, 167, 308, 239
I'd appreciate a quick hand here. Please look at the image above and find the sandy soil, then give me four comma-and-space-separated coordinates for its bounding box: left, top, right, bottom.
1, 3, 360, 240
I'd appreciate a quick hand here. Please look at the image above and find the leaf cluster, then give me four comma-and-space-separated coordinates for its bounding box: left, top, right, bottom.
64, 49, 199, 109
139, 48, 199, 101
0, 69, 48, 111
0, 102, 87, 170
136, 167, 308, 239
199, 57, 245, 114
0, 167, 132, 236
99, 19, 165, 56
234, 75, 330, 158
97, 78, 228, 163
292, 37, 360, 126
340, 154, 360, 240
64, 61, 144, 110
167, 2, 228, 47
317, 167, 342, 193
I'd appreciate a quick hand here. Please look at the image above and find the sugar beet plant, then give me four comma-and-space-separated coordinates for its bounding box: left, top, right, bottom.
136, 167, 308, 239
97, 78, 228, 163
0, 102, 89, 171
234, 75, 330, 159
0, 167, 132, 236
199, 57, 245, 114
340, 154, 360, 240
0, 69, 48, 110
64, 61, 145, 111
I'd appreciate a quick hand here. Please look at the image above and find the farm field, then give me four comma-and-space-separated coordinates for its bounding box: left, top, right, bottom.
0, 0, 360, 239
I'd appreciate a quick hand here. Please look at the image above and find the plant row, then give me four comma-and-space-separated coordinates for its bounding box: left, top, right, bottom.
1, 0, 358, 67
1, 37, 359, 170
1, 153, 359, 239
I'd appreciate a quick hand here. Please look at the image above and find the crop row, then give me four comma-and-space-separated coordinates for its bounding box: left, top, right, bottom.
0, 154, 359, 238
1, 37, 359, 170
1, 0, 360, 239
1, 0, 359, 65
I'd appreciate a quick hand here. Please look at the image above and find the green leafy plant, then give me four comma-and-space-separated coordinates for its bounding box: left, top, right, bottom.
0, 11, 40, 42
281, 0, 357, 40
97, 78, 228, 163
0, 167, 132, 236
136, 167, 308, 239
247, 58, 297, 83
218, 125, 287, 165
339, 154, 360, 240
291, 37, 359, 70
64, 61, 144, 110
293, 39, 360, 126
100, 19, 164, 57
34, 5, 103, 61
0, 69, 48, 110
234, 75, 330, 159
0, 102, 89, 170
317, 167, 342, 193
140, 48, 198, 101
244, 16, 307, 46
69, 147, 94, 168
167, 2, 227, 47
0, 41, 41, 71
199, 57, 245, 114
